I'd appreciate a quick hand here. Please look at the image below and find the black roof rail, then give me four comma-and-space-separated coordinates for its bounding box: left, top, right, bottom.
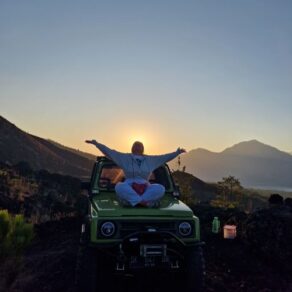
96, 156, 113, 162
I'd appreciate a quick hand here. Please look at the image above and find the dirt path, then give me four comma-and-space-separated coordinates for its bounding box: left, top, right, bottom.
3, 218, 291, 292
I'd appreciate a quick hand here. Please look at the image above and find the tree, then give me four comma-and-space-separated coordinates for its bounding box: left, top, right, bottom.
218, 176, 242, 202
212, 176, 243, 208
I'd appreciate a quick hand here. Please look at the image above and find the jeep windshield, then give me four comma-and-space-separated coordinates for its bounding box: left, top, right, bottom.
92, 162, 173, 192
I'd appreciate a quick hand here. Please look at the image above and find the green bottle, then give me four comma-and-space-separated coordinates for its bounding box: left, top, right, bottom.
212, 217, 220, 233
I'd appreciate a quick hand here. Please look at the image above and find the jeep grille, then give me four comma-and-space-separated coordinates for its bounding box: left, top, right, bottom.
119, 221, 176, 237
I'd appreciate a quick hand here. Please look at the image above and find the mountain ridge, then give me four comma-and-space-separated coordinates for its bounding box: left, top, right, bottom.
170, 140, 292, 188
1, 116, 292, 187
189, 140, 291, 157
0, 116, 94, 178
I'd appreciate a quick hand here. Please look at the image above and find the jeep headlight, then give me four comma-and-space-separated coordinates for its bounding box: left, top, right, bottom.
100, 221, 116, 237
178, 222, 192, 237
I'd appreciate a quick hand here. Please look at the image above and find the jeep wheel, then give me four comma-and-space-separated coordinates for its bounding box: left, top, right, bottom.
75, 246, 116, 292
184, 246, 205, 292
75, 246, 98, 292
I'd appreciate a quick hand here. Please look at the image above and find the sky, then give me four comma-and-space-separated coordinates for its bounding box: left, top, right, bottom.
1, 0, 292, 155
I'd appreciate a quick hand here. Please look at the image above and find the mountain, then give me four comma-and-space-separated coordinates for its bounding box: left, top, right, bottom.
47, 139, 96, 161
1, 115, 292, 188
0, 116, 94, 178
170, 140, 292, 189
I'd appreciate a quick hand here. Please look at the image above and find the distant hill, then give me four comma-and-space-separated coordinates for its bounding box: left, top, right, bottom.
172, 170, 217, 203
47, 139, 96, 161
2, 115, 292, 188
169, 140, 292, 189
0, 116, 94, 178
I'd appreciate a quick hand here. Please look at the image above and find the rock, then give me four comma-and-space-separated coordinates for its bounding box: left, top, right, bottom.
243, 205, 292, 271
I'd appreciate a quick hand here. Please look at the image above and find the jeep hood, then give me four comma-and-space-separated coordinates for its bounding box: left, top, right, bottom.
91, 193, 193, 217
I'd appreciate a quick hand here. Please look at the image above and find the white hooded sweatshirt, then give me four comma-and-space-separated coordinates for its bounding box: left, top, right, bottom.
93, 141, 182, 181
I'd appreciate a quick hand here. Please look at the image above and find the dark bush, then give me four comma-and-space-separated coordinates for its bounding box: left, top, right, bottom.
284, 197, 292, 208
0, 210, 34, 258
268, 193, 283, 206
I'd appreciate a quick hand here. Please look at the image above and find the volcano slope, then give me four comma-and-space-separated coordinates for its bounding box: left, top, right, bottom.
1, 206, 292, 292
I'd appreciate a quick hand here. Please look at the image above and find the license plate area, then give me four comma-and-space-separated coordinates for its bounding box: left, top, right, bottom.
140, 244, 167, 257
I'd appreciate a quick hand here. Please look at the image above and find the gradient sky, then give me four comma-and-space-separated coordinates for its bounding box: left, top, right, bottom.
1, 0, 292, 155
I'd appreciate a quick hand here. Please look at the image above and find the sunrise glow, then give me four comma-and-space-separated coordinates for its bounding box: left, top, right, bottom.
1, 1, 292, 155
127, 134, 151, 153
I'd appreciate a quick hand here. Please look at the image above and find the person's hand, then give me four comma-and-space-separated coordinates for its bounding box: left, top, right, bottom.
85, 139, 97, 145
178, 147, 187, 154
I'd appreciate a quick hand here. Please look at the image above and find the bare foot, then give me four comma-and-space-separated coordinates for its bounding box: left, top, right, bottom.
138, 200, 149, 207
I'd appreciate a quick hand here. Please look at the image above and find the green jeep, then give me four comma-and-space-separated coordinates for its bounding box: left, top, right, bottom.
75, 156, 205, 292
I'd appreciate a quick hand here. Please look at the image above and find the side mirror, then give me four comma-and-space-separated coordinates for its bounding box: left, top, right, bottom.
173, 184, 181, 198
81, 181, 90, 191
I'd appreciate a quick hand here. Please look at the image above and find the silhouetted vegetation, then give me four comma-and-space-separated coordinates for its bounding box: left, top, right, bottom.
172, 171, 270, 212
268, 193, 284, 205
172, 170, 217, 206
0, 162, 87, 223
0, 210, 34, 258
211, 175, 243, 209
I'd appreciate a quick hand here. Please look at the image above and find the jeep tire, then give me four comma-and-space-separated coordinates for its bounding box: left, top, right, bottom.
184, 246, 205, 292
75, 246, 98, 292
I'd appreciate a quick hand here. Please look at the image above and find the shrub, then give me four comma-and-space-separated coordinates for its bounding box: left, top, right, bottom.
0, 210, 34, 258
268, 193, 283, 206
0, 209, 10, 241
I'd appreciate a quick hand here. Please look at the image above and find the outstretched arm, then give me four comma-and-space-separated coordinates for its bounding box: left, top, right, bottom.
146, 147, 186, 170
85, 140, 126, 166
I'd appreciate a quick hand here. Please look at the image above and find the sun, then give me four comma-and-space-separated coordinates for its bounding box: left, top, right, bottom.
128, 135, 146, 146
119, 125, 158, 153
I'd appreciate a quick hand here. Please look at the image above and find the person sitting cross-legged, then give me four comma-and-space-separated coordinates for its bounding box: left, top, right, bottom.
85, 140, 186, 207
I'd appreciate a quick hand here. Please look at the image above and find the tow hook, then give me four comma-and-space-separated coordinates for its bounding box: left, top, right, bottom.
116, 244, 126, 271
116, 262, 125, 271
171, 260, 180, 269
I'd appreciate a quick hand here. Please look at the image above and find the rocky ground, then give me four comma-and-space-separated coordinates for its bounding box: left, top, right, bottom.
0, 219, 80, 292
1, 205, 292, 292
204, 234, 291, 292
